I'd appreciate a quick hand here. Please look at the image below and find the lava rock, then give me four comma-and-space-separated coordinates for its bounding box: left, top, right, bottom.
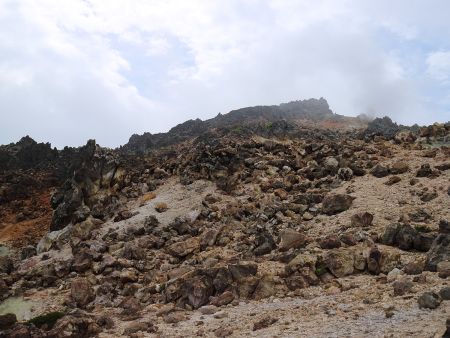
324, 248, 354, 278
319, 235, 341, 249
70, 278, 95, 308
370, 164, 390, 178
166, 237, 200, 258
439, 287, 450, 300
0, 313, 17, 330
416, 164, 432, 178
390, 161, 409, 175
418, 291, 441, 309
278, 229, 308, 251
351, 212, 374, 227
322, 194, 354, 215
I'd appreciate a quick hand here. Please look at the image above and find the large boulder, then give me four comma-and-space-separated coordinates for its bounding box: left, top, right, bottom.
367, 246, 401, 275
0, 256, 13, 273
390, 161, 409, 175
278, 229, 308, 251
370, 164, 390, 178
418, 291, 441, 309
381, 223, 436, 252
182, 275, 214, 309
228, 262, 258, 281
425, 221, 450, 271
351, 212, 374, 227
0, 313, 17, 330
48, 310, 101, 338
70, 278, 95, 308
50, 140, 122, 231
253, 230, 276, 256
322, 194, 354, 215
166, 237, 200, 258
323, 248, 354, 278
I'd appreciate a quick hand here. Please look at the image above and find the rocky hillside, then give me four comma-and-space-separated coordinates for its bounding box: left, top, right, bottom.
0, 100, 450, 337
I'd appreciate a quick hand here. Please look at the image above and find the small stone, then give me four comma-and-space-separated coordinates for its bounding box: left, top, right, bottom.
319, 235, 341, 249
213, 311, 228, 319
155, 202, 168, 213
437, 261, 450, 272
303, 212, 314, 221
123, 322, 155, 335
385, 176, 401, 186
421, 191, 438, 202
198, 305, 218, 315
252, 316, 278, 331
166, 237, 200, 258
210, 291, 235, 307
384, 306, 395, 318
444, 318, 450, 338
387, 268, 403, 282
163, 312, 187, 324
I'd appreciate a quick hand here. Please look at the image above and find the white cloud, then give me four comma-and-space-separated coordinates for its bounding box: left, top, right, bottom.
0, 0, 449, 147
427, 51, 450, 83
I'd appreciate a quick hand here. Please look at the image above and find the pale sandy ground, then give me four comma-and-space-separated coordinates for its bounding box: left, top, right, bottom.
98, 272, 450, 338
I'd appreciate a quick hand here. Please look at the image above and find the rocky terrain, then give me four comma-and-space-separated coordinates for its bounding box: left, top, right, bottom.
0, 98, 449, 337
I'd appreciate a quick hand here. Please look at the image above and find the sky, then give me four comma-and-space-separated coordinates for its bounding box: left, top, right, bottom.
1, 0, 450, 148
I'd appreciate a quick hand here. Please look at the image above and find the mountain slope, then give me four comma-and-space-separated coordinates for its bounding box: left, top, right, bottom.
0, 99, 449, 337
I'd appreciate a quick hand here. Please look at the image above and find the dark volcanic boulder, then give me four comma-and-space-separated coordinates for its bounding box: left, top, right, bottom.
351, 212, 374, 227
182, 275, 214, 309
425, 221, 450, 271
418, 291, 441, 309
364, 116, 400, 139
381, 223, 436, 252
51, 181, 83, 231
370, 164, 390, 178
416, 164, 432, 178
322, 194, 354, 215
253, 230, 276, 256
0, 313, 17, 330
70, 278, 95, 308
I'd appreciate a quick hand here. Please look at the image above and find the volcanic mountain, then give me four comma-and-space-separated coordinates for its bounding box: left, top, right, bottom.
0, 98, 449, 337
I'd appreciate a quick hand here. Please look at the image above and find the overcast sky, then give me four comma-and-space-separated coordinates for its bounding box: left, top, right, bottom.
1, 0, 450, 148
